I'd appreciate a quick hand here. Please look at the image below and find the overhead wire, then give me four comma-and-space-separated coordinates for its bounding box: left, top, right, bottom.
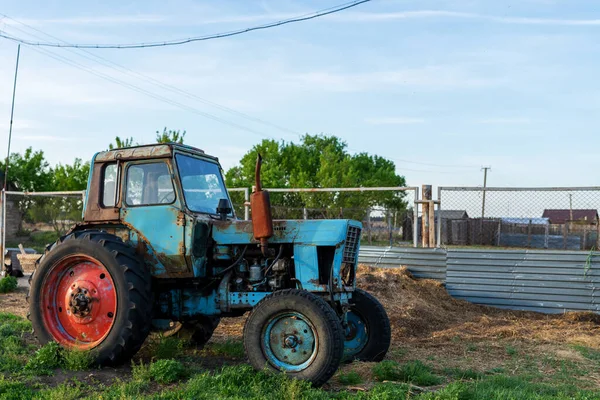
0, 8, 480, 174
0, 0, 371, 49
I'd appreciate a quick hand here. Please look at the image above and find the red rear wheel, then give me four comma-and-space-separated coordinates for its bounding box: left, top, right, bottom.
41, 255, 117, 350
28, 230, 151, 365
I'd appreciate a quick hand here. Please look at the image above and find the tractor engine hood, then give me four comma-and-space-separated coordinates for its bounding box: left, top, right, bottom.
210, 219, 361, 247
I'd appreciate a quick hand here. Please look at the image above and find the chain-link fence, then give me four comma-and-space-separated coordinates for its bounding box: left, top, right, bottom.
244, 187, 419, 247
438, 187, 600, 250
2, 191, 85, 253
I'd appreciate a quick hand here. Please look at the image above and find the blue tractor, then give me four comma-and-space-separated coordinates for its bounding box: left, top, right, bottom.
28, 144, 390, 386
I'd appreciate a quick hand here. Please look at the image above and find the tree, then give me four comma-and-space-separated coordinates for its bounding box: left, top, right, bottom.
225, 134, 407, 219
156, 127, 185, 144
108, 136, 136, 150
51, 159, 90, 191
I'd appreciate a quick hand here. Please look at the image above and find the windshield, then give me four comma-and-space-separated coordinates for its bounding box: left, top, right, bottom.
175, 153, 232, 216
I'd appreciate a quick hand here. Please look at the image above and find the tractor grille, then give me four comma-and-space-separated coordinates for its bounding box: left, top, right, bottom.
343, 225, 361, 264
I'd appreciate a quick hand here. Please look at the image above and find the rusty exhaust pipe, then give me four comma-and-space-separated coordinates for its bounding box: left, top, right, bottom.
250, 154, 273, 256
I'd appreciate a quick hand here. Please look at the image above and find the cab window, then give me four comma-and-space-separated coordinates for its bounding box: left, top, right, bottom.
102, 163, 117, 207
125, 162, 175, 206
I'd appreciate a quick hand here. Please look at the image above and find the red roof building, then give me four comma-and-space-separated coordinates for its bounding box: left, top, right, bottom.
541, 209, 599, 224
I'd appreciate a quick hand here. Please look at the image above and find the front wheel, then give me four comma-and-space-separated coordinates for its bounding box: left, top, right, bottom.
243, 289, 344, 387
343, 288, 391, 362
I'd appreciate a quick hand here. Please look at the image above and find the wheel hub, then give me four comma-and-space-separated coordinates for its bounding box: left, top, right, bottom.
41, 255, 117, 350
263, 312, 318, 372
69, 287, 93, 317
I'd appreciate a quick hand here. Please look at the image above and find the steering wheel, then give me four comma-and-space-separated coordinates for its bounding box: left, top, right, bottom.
158, 191, 175, 204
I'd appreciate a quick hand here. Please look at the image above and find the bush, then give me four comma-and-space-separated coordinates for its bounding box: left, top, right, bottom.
25, 342, 62, 374
150, 359, 186, 384
0, 276, 18, 293
373, 360, 442, 386
62, 349, 93, 371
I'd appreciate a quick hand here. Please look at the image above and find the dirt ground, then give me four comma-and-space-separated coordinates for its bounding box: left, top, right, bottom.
3, 265, 600, 389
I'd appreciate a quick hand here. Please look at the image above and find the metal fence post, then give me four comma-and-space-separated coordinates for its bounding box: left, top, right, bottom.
0, 190, 4, 267
413, 189, 419, 248
436, 186, 442, 247
421, 185, 432, 248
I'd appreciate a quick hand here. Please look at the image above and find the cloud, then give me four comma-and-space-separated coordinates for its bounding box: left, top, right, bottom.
476, 118, 532, 124
4, 15, 165, 26
289, 65, 501, 92
14, 135, 70, 141
365, 117, 425, 125
331, 10, 600, 26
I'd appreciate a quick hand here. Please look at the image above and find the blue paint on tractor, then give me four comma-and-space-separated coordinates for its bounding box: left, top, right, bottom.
343, 310, 368, 360
263, 312, 318, 372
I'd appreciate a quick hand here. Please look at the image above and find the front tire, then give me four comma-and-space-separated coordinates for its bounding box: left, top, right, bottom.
343, 288, 391, 362
243, 289, 344, 387
28, 230, 152, 365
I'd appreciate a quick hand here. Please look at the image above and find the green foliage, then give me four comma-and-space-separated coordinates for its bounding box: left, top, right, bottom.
0, 375, 35, 400
373, 360, 442, 386
37, 381, 85, 400
149, 359, 186, 384
0, 276, 18, 293
108, 136, 136, 150
25, 342, 62, 374
442, 367, 484, 380
572, 344, 600, 361
505, 345, 518, 356
131, 360, 152, 385
156, 127, 186, 144
338, 370, 364, 385
225, 135, 407, 219
153, 336, 185, 360
203, 340, 245, 358
62, 348, 93, 371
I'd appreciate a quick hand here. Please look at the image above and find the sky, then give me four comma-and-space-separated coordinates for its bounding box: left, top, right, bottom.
0, 0, 599, 188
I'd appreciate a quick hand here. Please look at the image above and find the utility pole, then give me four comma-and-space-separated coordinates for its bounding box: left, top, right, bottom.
2, 44, 21, 267
480, 166, 491, 245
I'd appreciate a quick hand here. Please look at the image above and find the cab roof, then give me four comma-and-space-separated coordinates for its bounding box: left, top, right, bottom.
94, 143, 219, 163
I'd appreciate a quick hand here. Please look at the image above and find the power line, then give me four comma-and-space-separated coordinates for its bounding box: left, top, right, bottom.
23, 44, 277, 140
1, 16, 298, 140
0, 0, 371, 49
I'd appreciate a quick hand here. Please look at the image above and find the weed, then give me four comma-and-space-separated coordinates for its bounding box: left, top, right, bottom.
153, 336, 184, 360
25, 342, 62, 374
149, 359, 186, 384
443, 367, 484, 380
338, 371, 363, 385
505, 345, 517, 356
0, 276, 18, 293
0, 375, 35, 400
62, 348, 93, 371
373, 360, 442, 386
38, 381, 85, 400
204, 340, 245, 358
466, 343, 478, 352
131, 360, 152, 383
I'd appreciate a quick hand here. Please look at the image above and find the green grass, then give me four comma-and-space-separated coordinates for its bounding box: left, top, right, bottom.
0, 312, 598, 399
338, 371, 363, 385
372, 360, 442, 386
202, 339, 245, 359
572, 344, 600, 362
149, 359, 186, 384
152, 336, 185, 360
505, 344, 518, 356
0, 276, 18, 293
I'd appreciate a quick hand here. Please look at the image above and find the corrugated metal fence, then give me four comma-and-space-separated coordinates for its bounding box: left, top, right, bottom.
358, 246, 447, 281
358, 246, 600, 314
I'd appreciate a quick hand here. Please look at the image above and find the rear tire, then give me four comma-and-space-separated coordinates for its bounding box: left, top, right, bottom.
343, 288, 391, 362
243, 289, 344, 387
28, 229, 152, 365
